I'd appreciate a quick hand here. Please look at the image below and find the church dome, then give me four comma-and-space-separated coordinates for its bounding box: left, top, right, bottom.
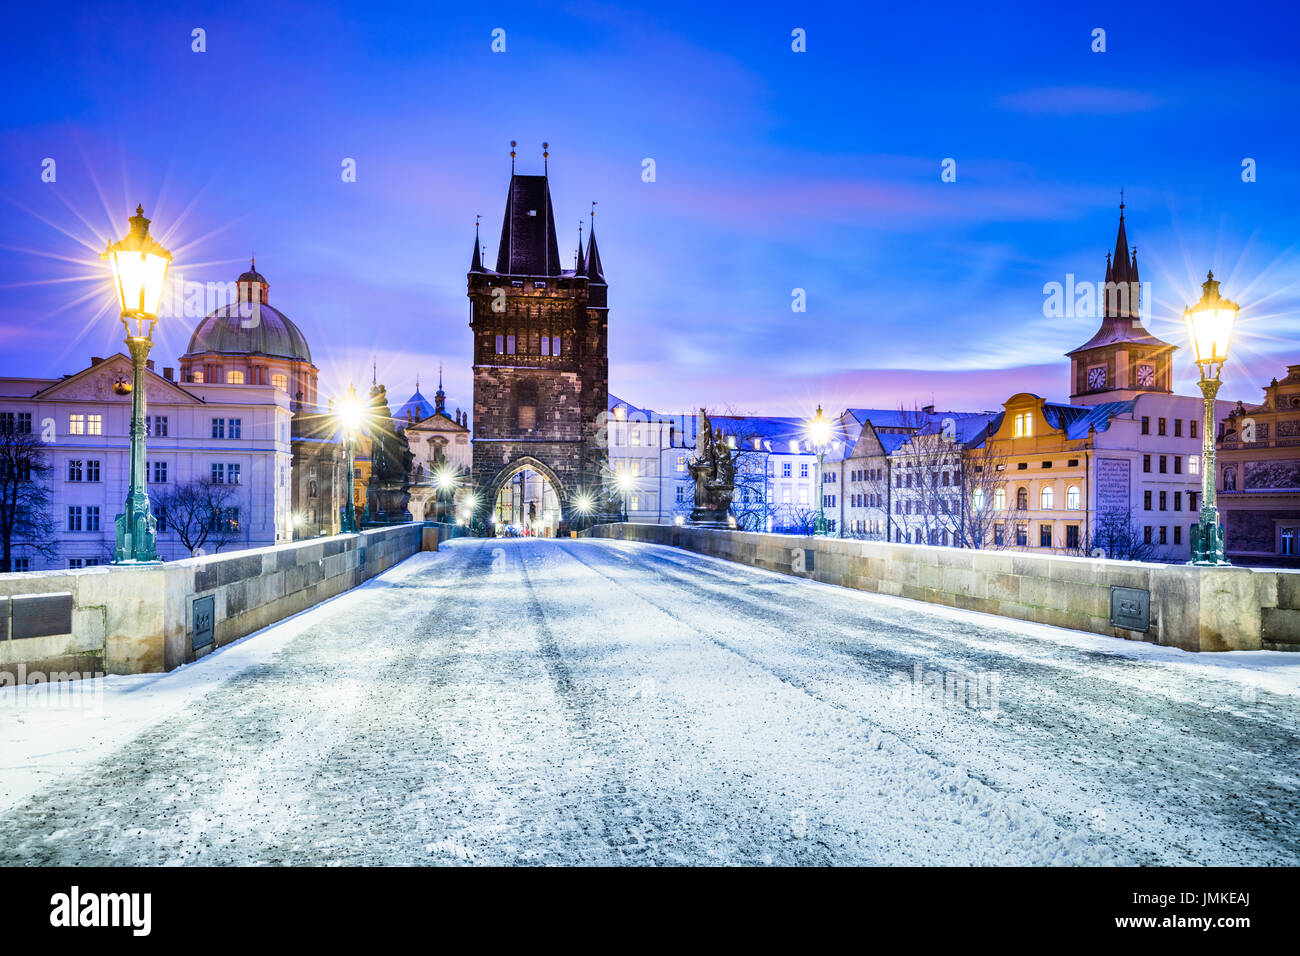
184, 264, 313, 364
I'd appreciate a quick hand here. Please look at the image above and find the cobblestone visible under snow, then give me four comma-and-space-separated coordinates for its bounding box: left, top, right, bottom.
2, 537, 1297, 865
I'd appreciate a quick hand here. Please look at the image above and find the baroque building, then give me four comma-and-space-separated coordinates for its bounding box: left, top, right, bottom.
468, 157, 609, 530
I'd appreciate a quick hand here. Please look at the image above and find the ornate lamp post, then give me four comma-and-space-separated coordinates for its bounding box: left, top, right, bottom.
808, 404, 831, 536
337, 384, 365, 533
433, 464, 457, 522
1183, 271, 1239, 566
104, 206, 172, 564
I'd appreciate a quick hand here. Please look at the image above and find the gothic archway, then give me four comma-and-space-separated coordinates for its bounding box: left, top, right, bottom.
485, 456, 569, 535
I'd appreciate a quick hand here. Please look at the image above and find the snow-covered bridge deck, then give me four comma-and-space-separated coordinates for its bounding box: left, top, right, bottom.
1, 537, 1297, 865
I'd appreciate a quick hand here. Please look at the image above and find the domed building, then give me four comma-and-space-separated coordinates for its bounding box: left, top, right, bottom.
179, 261, 319, 405
180, 261, 350, 539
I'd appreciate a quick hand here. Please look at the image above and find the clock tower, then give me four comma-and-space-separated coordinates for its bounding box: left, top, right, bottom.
1067, 203, 1176, 406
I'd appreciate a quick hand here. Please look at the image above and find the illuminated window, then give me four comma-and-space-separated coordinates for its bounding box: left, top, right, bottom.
1012, 412, 1033, 438
272, 373, 288, 392
994, 488, 1006, 510
192, 370, 205, 383
973, 489, 985, 510
87, 415, 102, 435
227, 370, 245, 384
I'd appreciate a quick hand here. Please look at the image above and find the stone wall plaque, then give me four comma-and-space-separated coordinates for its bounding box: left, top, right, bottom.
1110, 586, 1150, 632
1096, 458, 1131, 515
192, 595, 215, 650
10, 592, 73, 640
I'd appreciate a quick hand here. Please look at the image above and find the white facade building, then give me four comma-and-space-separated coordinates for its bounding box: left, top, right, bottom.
0, 353, 292, 569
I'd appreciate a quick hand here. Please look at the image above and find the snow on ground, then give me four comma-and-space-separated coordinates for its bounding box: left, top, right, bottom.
1, 537, 1297, 865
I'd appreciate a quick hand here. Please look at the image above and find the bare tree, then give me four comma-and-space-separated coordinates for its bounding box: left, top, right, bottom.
152, 479, 245, 556
1063, 507, 1161, 562
0, 425, 57, 571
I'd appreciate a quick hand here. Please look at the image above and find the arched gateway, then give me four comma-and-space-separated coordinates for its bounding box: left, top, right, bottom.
485, 456, 566, 534
468, 153, 610, 528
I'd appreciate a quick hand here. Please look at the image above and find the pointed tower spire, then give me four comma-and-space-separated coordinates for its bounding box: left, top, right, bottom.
470, 215, 484, 272
576, 221, 585, 274
585, 202, 604, 282
435, 362, 446, 416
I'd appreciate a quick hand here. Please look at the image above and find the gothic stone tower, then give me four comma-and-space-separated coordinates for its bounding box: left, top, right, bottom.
1067, 203, 1176, 406
468, 162, 609, 521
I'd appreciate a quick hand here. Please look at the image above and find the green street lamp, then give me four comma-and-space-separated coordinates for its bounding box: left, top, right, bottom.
337, 384, 364, 533
808, 404, 831, 536
104, 205, 172, 564
1184, 270, 1239, 566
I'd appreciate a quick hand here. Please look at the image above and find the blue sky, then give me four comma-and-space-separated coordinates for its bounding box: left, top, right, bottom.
2, 0, 1298, 417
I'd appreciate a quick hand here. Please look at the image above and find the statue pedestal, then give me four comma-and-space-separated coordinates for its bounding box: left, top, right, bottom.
688, 508, 731, 529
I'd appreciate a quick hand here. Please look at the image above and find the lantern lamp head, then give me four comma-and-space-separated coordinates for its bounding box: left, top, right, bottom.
103, 204, 172, 337
1183, 271, 1239, 374
338, 384, 365, 434
808, 404, 832, 449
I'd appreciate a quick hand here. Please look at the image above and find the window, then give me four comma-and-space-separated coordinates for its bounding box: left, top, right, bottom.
1282, 528, 1297, 556
1016, 524, 1028, 547
1066, 525, 1080, 549
227, 370, 245, 384
1174, 419, 1183, 437
192, 370, 205, 383
1141, 416, 1150, 435
67, 459, 83, 482
87, 415, 102, 435
1159, 526, 1167, 545
994, 523, 1005, 546
229, 419, 242, 439
1158, 417, 1167, 436
798, 487, 809, 505
146, 415, 169, 437
1040, 524, 1052, 548
1144, 490, 1152, 510
151, 461, 167, 483
1159, 491, 1168, 511
541, 336, 550, 356
12, 557, 29, 572
86, 506, 100, 532
67, 506, 83, 532
69, 414, 85, 435
212, 418, 226, 439
1159, 455, 1167, 474
973, 488, 985, 510
1066, 485, 1080, 510
800, 463, 809, 479
994, 488, 1006, 510
1, 411, 32, 434
782, 462, 791, 478
226, 464, 241, 485
1144, 526, 1153, 544
1189, 492, 1199, 511
86, 460, 99, 482
1190, 420, 1198, 439
1174, 526, 1183, 546
211, 462, 225, 484
1173, 491, 1182, 511
507, 335, 516, 354
1174, 456, 1182, 475
272, 373, 288, 392
782, 486, 791, 504
1016, 487, 1028, 510
676, 455, 686, 473
495, 334, 504, 354
1012, 412, 1033, 437
1189, 455, 1200, 475
1143, 454, 1151, 473
551, 336, 561, 357
1040, 486, 1054, 509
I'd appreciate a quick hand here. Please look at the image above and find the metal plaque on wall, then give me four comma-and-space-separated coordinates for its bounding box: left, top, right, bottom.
192, 595, 215, 650
1110, 586, 1150, 632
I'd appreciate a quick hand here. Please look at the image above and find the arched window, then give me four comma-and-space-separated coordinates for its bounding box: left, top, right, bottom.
226, 370, 245, 384
1040, 486, 1054, 510
1016, 487, 1029, 510
1067, 485, 1081, 510
994, 488, 1006, 510
272, 373, 288, 392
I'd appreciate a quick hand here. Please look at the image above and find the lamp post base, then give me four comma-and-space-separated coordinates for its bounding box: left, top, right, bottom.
114, 499, 159, 564
1189, 518, 1229, 567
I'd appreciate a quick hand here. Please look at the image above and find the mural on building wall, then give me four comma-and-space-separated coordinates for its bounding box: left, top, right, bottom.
1244, 460, 1300, 491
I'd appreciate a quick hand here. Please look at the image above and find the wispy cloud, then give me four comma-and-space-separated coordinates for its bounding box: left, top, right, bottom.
997, 86, 1165, 115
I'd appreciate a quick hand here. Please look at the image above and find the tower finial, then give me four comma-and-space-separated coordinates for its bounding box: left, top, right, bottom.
510, 140, 516, 174
1119, 187, 1125, 218
372, 361, 377, 387
543, 141, 549, 175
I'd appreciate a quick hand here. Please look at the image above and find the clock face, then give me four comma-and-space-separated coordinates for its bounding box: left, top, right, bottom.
1087, 365, 1107, 390
1136, 364, 1155, 387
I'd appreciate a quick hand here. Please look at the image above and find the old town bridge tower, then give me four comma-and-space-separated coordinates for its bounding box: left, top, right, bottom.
468, 153, 609, 526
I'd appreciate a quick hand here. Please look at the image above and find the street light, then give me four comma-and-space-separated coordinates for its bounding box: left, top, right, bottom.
614, 470, 634, 522
1183, 270, 1239, 566
433, 464, 457, 522
104, 205, 172, 564
337, 384, 365, 533
808, 404, 832, 536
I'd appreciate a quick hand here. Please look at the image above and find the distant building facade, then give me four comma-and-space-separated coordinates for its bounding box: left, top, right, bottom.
1217, 365, 1300, 565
